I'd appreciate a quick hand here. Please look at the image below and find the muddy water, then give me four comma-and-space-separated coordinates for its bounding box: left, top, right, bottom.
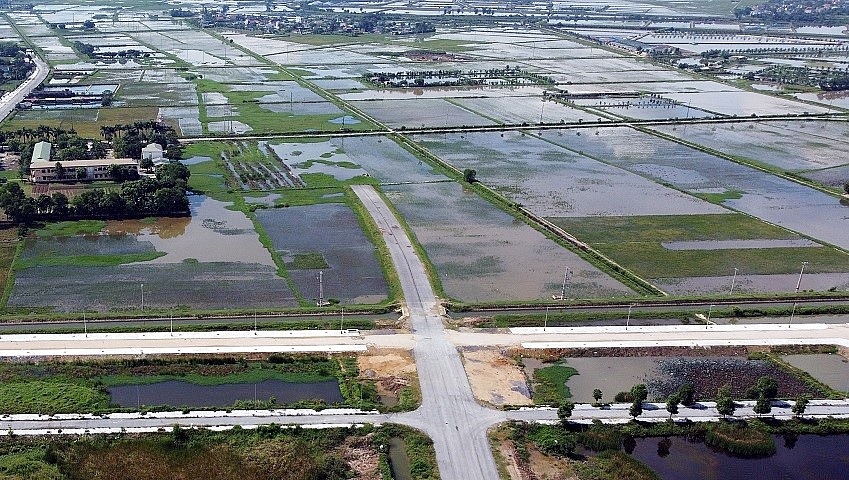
414, 131, 724, 218
106, 195, 275, 266
655, 272, 849, 296
385, 181, 635, 301
782, 354, 849, 392
631, 434, 849, 480
255, 203, 388, 304
109, 379, 342, 408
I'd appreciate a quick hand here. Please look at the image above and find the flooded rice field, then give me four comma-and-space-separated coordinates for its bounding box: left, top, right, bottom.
540, 127, 849, 250
650, 120, 849, 172
350, 98, 495, 128
654, 272, 849, 296
383, 182, 634, 301
9, 196, 296, 312
255, 203, 388, 304
415, 131, 724, 217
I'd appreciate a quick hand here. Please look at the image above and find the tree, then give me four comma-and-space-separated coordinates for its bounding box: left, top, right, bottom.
140, 157, 155, 171
463, 168, 476, 183
629, 399, 643, 418
557, 401, 574, 426
666, 393, 680, 417
631, 384, 648, 403
792, 396, 809, 417
155, 162, 190, 188
678, 383, 696, 406
36, 194, 54, 215
592, 389, 603, 406
754, 395, 772, 415
746, 376, 778, 400
76, 167, 87, 180
153, 186, 189, 214
51, 192, 69, 217
715, 385, 736, 418
54, 162, 66, 180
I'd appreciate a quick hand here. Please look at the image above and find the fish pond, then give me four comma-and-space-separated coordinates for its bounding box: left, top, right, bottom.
109, 379, 343, 408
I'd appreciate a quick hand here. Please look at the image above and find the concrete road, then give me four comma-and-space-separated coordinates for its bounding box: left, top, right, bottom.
0, 53, 48, 123
351, 184, 505, 480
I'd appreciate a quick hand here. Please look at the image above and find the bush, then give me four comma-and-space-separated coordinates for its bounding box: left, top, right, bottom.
705, 423, 776, 458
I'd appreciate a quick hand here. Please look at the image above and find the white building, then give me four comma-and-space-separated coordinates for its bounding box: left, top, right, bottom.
141, 143, 165, 164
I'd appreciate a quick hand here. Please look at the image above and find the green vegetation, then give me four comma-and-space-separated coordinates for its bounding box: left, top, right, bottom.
15, 251, 166, 269
550, 214, 849, 278
285, 252, 329, 270
0, 424, 436, 480
194, 79, 375, 134
576, 451, 660, 480
531, 362, 578, 405
705, 422, 777, 457
374, 424, 439, 480
34, 220, 106, 237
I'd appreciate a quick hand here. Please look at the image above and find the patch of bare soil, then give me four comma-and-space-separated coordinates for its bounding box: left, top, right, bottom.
339, 435, 380, 480
462, 348, 532, 406
357, 349, 416, 404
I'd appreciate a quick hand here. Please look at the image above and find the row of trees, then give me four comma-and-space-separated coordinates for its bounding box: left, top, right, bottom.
557, 377, 811, 423
0, 163, 191, 224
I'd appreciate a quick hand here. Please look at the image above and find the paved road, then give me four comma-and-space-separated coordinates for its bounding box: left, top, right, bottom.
351, 184, 504, 480
0, 53, 48, 123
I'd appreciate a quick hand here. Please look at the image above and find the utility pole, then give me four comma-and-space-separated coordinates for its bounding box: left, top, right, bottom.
795, 261, 808, 293
317, 271, 326, 306
559, 268, 570, 301
729, 267, 738, 295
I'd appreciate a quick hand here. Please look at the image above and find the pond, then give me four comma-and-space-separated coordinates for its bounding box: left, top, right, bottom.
630, 434, 849, 480
108, 379, 343, 408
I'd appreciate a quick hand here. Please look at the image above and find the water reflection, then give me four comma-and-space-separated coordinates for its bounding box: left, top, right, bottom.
109, 379, 343, 408
630, 434, 849, 480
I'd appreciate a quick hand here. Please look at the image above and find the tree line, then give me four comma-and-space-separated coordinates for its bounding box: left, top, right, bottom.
0, 163, 191, 224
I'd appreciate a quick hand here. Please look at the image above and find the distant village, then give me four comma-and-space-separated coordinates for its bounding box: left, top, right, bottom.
735, 0, 849, 23
188, 7, 436, 36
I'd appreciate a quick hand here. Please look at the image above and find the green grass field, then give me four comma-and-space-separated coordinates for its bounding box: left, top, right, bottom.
551, 214, 849, 278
